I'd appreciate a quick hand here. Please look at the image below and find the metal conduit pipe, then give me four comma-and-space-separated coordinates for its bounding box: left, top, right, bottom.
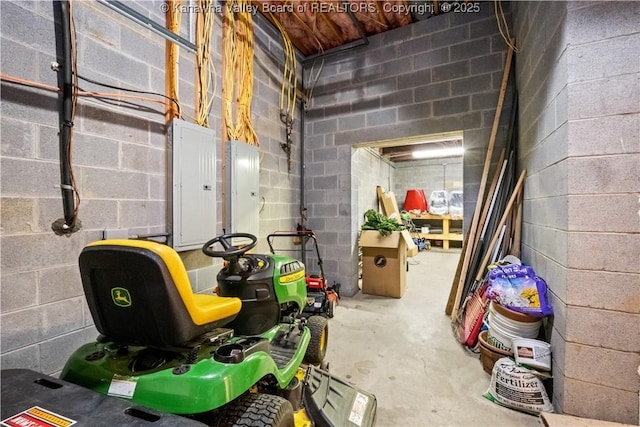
52, 0, 80, 235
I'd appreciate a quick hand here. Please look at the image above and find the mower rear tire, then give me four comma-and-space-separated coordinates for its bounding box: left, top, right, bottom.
304, 315, 328, 364
327, 299, 336, 318
214, 393, 294, 427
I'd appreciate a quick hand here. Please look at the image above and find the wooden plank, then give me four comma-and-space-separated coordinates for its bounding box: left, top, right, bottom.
450, 46, 514, 320
165, 0, 180, 122
474, 169, 526, 282
473, 149, 506, 256
445, 231, 469, 315
510, 185, 524, 258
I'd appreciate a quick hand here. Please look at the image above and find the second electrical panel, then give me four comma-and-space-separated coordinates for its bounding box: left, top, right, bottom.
226, 141, 259, 237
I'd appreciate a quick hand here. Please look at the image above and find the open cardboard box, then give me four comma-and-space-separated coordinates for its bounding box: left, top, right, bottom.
359, 230, 412, 298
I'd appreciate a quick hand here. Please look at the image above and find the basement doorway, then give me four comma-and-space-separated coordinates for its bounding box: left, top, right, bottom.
351, 130, 465, 251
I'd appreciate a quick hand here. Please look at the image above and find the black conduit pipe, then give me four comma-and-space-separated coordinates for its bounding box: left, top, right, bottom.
52, 0, 80, 235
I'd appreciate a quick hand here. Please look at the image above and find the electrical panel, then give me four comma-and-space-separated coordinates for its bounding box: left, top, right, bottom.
225, 140, 259, 237
170, 120, 216, 251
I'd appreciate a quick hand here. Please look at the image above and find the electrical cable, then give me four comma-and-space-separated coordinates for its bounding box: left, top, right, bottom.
494, 0, 519, 53
1, 74, 174, 112
195, 0, 217, 127
76, 73, 182, 118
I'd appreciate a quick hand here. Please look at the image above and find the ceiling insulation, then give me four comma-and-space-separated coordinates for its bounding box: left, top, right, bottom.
253, 0, 424, 56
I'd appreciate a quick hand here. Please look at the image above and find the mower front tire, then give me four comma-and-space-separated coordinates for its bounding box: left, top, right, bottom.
214, 393, 294, 427
304, 315, 328, 365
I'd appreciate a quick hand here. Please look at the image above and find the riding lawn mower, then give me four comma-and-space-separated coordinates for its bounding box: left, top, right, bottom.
53, 233, 376, 426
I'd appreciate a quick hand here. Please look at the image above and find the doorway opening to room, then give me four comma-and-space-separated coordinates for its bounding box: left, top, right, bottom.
351, 131, 465, 252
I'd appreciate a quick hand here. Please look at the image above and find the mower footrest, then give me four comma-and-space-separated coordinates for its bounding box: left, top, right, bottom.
303, 366, 377, 427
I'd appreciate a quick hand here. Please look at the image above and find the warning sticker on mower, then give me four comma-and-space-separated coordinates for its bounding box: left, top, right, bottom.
348, 392, 369, 426
107, 374, 138, 399
2, 406, 77, 427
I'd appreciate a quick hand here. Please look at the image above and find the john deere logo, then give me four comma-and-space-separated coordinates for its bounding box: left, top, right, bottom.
111, 287, 131, 307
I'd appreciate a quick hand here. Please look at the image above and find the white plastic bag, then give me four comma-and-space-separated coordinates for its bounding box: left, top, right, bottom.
428, 190, 449, 215
484, 358, 553, 414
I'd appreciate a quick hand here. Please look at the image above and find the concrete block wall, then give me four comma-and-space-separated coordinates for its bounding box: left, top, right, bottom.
513, 2, 640, 424
304, 6, 512, 295
393, 156, 463, 210
1, 2, 297, 375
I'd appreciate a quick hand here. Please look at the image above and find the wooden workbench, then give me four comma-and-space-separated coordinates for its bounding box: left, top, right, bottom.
409, 213, 463, 250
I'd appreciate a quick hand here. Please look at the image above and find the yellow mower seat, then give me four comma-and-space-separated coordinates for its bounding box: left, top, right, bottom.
79, 239, 241, 346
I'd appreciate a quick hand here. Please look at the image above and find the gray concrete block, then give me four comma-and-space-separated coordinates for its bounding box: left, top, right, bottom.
41, 129, 120, 169
1, 37, 37, 82
337, 86, 365, 104
40, 298, 85, 341
567, 155, 639, 195
39, 326, 99, 375
0, 1, 56, 53
366, 108, 397, 127
433, 96, 470, 116
149, 175, 166, 200
451, 74, 492, 96
82, 38, 149, 89
397, 34, 432, 57
562, 378, 639, 425
469, 53, 503, 75
313, 147, 338, 162
567, 2, 640, 46
397, 69, 431, 91
338, 114, 366, 132
568, 114, 639, 157
314, 176, 338, 190
471, 91, 499, 111
1, 307, 41, 351
412, 11, 450, 35
568, 74, 639, 120
568, 194, 640, 233
0, 345, 40, 372
0, 271, 37, 313
450, 38, 492, 61
1, 157, 60, 198
79, 102, 151, 144
312, 204, 338, 217
38, 265, 83, 305
194, 265, 217, 293
1, 85, 59, 125
415, 82, 451, 102
398, 102, 432, 122
350, 98, 381, 115
1, 198, 36, 235
568, 232, 640, 275
122, 143, 164, 174
351, 64, 382, 85
413, 47, 450, 70
1, 117, 36, 158
118, 200, 166, 229
82, 168, 148, 199
567, 34, 639, 83
431, 60, 469, 82
366, 45, 399, 67
567, 269, 640, 314
382, 57, 414, 78
469, 17, 499, 39
365, 76, 398, 97
431, 25, 469, 49
39, 198, 118, 232
313, 118, 337, 135
74, 2, 121, 49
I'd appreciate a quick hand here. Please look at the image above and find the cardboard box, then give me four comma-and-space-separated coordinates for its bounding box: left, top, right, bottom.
402, 230, 418, 257
359, 230, 407, 298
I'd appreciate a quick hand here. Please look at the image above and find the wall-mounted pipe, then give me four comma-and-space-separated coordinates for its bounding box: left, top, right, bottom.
52, 0, 80, 235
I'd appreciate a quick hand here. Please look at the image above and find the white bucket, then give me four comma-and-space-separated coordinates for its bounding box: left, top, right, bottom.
487, 305, 541, 352
512, 338, 552, 371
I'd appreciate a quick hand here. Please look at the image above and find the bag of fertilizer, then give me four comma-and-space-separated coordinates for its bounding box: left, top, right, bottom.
484, 358, 553, 414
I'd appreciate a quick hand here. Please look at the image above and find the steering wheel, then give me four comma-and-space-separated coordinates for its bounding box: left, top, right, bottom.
202, 233, 258, 258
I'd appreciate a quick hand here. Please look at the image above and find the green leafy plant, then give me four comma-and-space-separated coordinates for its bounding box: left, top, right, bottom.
361, 209, 405, 236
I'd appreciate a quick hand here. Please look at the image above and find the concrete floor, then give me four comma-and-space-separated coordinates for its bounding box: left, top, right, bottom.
324, 249, 541, 427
